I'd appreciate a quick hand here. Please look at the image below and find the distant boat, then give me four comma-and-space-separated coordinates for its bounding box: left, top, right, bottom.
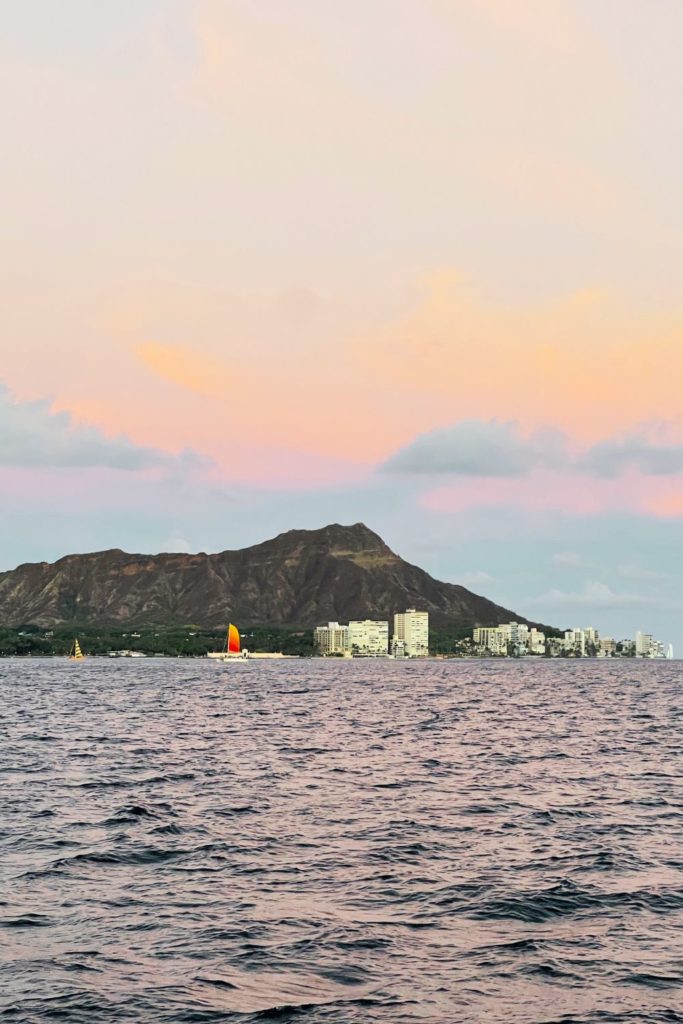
69, 638, 85, 661
667, 644, 674, 660
207, 623, 248, 662
207, 624, 290, 661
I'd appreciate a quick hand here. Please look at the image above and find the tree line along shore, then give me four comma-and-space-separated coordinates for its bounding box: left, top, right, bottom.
0, 624, 478, 658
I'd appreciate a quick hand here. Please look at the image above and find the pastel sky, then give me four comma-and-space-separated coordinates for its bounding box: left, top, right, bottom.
2, 0, 682, 646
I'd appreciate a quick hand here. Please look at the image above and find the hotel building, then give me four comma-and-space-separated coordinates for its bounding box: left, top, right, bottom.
348, 619, 390, 656
393, 609, 429, 657
313, 622, 349, 656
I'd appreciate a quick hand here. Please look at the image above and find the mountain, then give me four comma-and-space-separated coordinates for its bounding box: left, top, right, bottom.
0, 522, 542, 630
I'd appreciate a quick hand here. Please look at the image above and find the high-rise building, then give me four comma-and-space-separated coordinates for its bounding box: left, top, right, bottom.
561, 626, 600, 656
635, 631, 654, 657
473, 624, 511, 655
393, 609, 429, 657
584, 627, 600, 651
348, 620, 389, 656
313, 622, 349, 656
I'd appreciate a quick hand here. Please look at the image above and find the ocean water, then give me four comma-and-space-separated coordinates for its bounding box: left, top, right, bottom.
1, 659, 682, 1024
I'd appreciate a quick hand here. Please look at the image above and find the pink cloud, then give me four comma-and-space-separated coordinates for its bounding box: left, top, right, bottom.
645, 493, 683, 518
419, 470, 683, 518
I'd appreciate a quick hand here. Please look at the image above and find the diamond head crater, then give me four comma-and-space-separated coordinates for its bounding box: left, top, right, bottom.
0, 524, 553, 658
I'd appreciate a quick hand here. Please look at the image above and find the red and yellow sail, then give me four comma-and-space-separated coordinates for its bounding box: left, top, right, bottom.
227, 624, 241, 654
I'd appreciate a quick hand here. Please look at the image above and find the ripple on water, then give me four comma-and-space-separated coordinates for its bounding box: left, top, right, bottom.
0, 658, 682, 1024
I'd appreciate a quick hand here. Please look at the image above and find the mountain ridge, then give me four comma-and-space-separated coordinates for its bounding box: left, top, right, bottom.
0, 523, 550, 631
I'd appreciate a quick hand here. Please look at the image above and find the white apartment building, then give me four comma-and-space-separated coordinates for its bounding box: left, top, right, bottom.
563, 627, 599, 656
635, 632, 665, 658
514, 623, 530, 652
391, 636, 406, 658
349, 619, 389, 657
584, 627, 600, 648
635, 631, 654, 657
473, 627, 489, 648
393, 609, 429, 657
313, 622, 349, 656
529, 628, 546, 655
473, 624, 512, 655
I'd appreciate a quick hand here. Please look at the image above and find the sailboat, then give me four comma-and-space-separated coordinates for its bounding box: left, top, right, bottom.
208, 623, 248, 662
207, 623, 290, 662
69, 638, 86, 661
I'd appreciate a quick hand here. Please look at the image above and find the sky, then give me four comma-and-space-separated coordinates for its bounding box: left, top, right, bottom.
1, 0, 682, 647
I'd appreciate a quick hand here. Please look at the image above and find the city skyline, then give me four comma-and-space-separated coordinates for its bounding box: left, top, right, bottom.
314, 609, 430, 657
1, 2, 682, 647
314, 611, 672, 659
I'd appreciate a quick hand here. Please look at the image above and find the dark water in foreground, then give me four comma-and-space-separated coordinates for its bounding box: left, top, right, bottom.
1, 659, 682, 1024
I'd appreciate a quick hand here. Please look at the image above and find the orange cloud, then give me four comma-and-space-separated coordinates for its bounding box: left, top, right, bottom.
456, 0, 585, 53
136, 342, 229, 397
353, 272, 683, 444
645, 493, 683, 518
131, 336, 407, 464
110, 271, 683, 477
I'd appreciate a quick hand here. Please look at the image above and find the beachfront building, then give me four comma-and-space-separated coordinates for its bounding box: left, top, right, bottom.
473, 624, 511, 655
393, 609, 429, 657
529, 628, 546, 655
348, 619, 389, 657
546, 636, 566, 657
600, 636, 617, 657
313, 622, 349, 656
564, 629, 585, 656
473, 622, 534, 656
564, 627, 600, 657
635, 631, 665, 658
635, 631, 654, 657
474, 625, 503, 655
391, 636, 406, 658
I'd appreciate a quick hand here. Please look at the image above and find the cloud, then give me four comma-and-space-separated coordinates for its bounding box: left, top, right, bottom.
135, 342, 226, 399
645, 493, 683, 518
383, 418, 683, 484
456, 0, 587, 54
552, 551, 586, 568
527, 581, 657, 610
456, 569, 495, 586
580, 435, 683, 478
159, 533, 193, 554
382, 419, 566, 477
617, 563, 670, 582
357, 274, 683, 452
0, 387, 207, 471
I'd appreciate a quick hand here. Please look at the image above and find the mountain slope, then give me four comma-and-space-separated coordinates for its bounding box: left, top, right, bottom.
0, 523, 541, 630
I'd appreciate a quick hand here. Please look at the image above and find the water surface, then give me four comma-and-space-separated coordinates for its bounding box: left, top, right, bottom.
1, 659, 682, 1023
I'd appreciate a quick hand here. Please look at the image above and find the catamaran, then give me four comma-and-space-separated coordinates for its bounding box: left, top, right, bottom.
207, 624, 290, 661
69, 638, 85, 661
207, 623, 248, 662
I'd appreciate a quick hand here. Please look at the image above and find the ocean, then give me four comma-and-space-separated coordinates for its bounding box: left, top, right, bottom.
1, 658, 682, 1023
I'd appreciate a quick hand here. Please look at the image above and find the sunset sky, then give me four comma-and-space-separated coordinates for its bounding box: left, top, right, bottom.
2, 0, 682, 645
